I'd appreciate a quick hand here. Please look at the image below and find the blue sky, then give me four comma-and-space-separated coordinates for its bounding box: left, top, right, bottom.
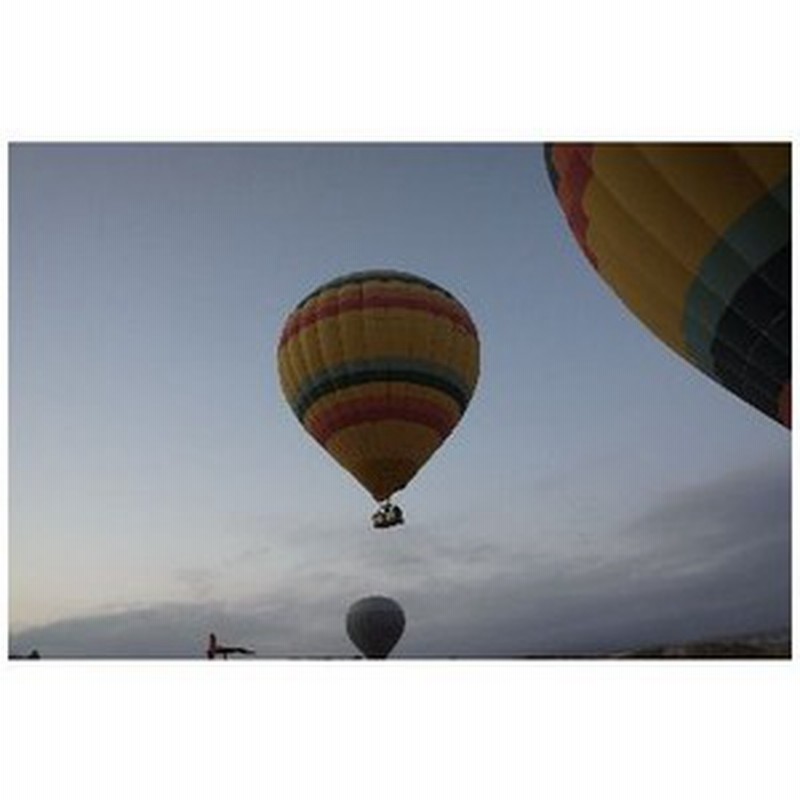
9, 143, 790, 657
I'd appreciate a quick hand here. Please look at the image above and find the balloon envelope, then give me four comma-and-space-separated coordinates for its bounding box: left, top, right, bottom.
277, 269, 480, 500
346, 595, 406, 659
544, 143, 791, 427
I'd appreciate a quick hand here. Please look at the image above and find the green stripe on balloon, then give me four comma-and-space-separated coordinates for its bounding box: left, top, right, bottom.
295, 269, 457, 309
293, 357, 474, 420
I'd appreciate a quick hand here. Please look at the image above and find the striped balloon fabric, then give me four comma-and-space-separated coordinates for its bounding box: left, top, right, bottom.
544, 143, 791, 428
277, 269, 480, 502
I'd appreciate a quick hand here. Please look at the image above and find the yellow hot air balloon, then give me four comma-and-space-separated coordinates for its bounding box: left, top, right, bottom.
277, 269, 480, 526
544, 143, 791, 428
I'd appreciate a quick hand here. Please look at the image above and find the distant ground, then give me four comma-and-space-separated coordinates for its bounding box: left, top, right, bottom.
9, 629, 791, 660
613, 629, 791, 659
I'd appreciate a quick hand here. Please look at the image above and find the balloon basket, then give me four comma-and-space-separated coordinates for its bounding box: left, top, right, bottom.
371, 501, 404, 530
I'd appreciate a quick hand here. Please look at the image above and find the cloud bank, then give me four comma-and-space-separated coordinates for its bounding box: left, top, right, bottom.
10, 461, 790, 658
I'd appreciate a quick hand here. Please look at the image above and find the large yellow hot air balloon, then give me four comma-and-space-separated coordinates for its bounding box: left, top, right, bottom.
544, 143, 791, 428
277, 269, 480, 526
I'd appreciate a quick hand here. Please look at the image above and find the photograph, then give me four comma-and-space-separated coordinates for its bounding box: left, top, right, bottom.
8, 142, 791, 660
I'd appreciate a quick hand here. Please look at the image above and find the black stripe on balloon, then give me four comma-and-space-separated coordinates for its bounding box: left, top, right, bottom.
293, 367, 471, 420
758, 239, 791, 304
712, 338, 784, 419
711, 243, 791, 419
543, 144, 560, 193
713, 242, 791, 379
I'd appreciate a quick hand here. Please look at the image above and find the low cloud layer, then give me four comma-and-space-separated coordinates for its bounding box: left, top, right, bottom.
10, 461, 790, 659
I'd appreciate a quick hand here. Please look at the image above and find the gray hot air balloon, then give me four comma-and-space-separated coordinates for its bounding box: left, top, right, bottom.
346, 596, 406, 659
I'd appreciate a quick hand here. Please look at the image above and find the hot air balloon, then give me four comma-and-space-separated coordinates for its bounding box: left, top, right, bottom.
346, 595, 406, 659
277, 269, 480, 527
544, 143, 791, 428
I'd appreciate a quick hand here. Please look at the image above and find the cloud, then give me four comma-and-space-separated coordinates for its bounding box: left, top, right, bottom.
401, 458, 791, 656
9, 460, 790, 658
173, 568, 215, 602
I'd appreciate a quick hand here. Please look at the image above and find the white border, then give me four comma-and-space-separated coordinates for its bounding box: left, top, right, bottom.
3, 2, 798, 799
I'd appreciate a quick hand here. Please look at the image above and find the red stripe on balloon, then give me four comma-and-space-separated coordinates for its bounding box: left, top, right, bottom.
279, 289, 477, 348
552, 144, 598, 268
306, 394, 456, 444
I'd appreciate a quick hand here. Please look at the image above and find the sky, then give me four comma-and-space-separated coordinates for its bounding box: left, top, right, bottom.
8, 143, 791, 658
